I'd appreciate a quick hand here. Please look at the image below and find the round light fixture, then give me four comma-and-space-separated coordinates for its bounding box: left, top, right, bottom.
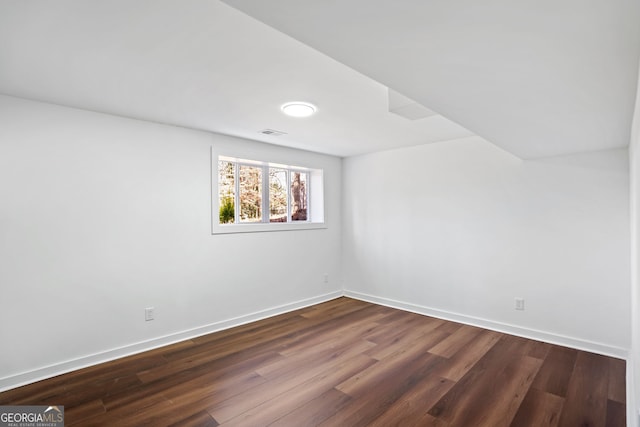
281, 102, 317, 118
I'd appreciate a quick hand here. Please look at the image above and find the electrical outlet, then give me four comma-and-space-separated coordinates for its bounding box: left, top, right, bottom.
515, 298, 525, 311
323, 274, 329, 283
145, 307, 155, 321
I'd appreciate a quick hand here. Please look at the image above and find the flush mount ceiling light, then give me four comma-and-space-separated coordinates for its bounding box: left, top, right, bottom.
281, 102, 317, 118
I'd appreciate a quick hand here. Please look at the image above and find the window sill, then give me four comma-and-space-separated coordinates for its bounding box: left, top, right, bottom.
212, 222, 327, 234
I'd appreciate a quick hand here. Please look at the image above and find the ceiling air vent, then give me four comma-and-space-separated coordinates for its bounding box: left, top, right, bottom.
259, 129, 287, 136
388, 89, 437, 120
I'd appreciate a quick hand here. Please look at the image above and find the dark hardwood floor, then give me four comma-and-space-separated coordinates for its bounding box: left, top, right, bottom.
0, 297, 626, 426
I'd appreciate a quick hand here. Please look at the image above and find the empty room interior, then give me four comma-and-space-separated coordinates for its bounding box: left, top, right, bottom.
2, 1, 640, 426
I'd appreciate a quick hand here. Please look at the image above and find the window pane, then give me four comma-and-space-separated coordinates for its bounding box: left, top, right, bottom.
218, 161, 235, 224
291, 171, 308, 221
269, 168, 288, 223
239, 165, 262, 223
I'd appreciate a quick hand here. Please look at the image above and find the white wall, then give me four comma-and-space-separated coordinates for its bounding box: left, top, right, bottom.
0, 91, 632, 403
343, 137, 630, 355
0, 95, 342, 390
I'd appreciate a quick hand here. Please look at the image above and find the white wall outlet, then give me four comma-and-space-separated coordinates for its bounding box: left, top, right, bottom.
145, 307, 155, 321
323, 274, 329, 283
515, 298, 525, 311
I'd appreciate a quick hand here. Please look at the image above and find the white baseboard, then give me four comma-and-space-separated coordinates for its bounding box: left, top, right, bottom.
344, 290, 629, 359
0, 291, 343, 393
1, 289, 630, 394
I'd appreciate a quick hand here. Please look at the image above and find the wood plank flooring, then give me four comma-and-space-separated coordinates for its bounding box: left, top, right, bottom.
0, 297, 626, 426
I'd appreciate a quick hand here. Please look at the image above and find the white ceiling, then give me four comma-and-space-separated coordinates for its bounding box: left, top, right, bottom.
223, 0, 640, 159
1, 1, 638, 159
0, 0, 475, 158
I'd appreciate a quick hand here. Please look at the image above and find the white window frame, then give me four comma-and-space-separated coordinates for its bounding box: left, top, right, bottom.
212, 150, 326, 234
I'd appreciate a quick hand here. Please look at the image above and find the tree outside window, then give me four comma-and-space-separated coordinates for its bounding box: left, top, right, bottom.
218, 159, 312, 225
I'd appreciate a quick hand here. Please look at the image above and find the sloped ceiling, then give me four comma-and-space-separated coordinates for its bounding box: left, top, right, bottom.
223, 0, 640, 159
1, 1, 638, 158
0, 0, 474, 157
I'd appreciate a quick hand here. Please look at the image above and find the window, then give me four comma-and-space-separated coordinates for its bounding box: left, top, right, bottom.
239, 164, 263, 223
213, 154, 324, 233
269, 168, 287, 222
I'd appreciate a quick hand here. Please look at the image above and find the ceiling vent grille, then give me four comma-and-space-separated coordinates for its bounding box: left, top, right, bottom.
388, 89, 437, 120
259, 128, 287, 136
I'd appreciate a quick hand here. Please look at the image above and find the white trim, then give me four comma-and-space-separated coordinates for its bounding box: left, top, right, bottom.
2, 289, 631, 394
628, 362, 638, 427
0, 291, 342, 393
214, 222, 327, 234
212, 147, 325, 234
629, 123, 639, 427
344, 290, 629, 359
